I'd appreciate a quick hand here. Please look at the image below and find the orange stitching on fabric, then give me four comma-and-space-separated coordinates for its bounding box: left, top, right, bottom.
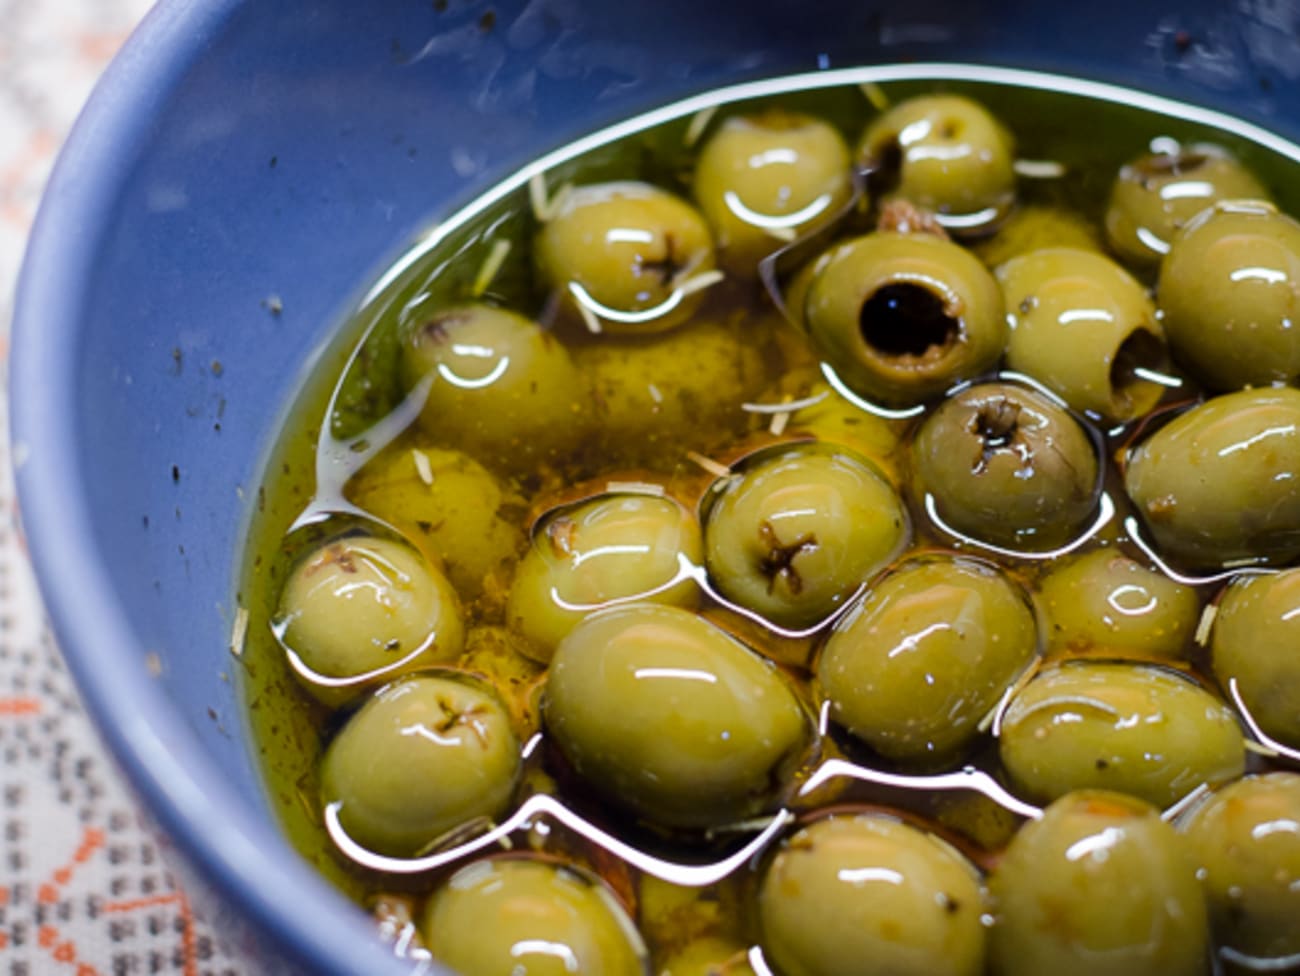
102, 889, 198, 976
0, 697, 42, 716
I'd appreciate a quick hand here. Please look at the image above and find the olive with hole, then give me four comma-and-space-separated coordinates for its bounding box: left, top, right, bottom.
399, 303, 587, 471
1034, 547, 1199, 661
703, 444, 909, 630
1179, 773, 1300, 966
1158, 200, 1300, 391
857, 94, 1016, 236
1106, 143, 1269, 267
1124, 386, 1300, 568
542, 604, 812, 830
998, 660, 1245, 808
817, 555, 1037, 765
421, 857, 648, 976
320, 674, 520, 858
536, 180, 716, 334
1210, 569, 1300, 750
997, 247, 1170, 421
803, 232, 1007, 407
693, 110, 852, 277
989, 790, 1209, 976
911, 382, 1099, 550
506, 492, 704, 662
757, 813, 987, 976
274, 535, 465, 707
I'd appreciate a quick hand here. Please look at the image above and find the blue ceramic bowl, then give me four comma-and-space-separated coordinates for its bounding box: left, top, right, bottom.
12, 1, 1300, 972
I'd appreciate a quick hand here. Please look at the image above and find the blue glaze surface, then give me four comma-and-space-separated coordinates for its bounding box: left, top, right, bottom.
12, 0, 1300, 972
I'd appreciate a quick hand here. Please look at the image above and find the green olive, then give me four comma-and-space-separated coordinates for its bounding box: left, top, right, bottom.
542, 604, 812, 829
998, 661, 1245, 808
421, 857, 648, 976
1210, 569, 1300, 749
657, 937, 756, 976
758, 813, 986, 976
989, 790, 1209, 976
1158, 200, 1300, 390
817, 556, 1037, 764
345, 442, 526, 602
911, 382, 1099, 551
858, 94, 1016, 236
803, 232, 1007, 407
399, 303, 587, 471
1034, 547, 1200, 661
536, 181, 716, 334
274, 535, 465, 707
997, 247, 1170, 421
1179, 773, 1300, 965
703, 444, 909, 630
1123, 387, 1300, 568
506, 492, 704, 662
320, 674, 519, 857
1106, 143, 1270, 268
782, 377, 905, 478
972, 203, 1100, 268
693, 110, 852, 277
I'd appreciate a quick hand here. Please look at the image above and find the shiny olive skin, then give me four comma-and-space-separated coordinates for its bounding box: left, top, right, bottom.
998, 247, 1170, 421
999, 661, 1245, 808
989, 790, 1209, 976
1124, 387, 1300, 568
758, 814, 987, 976
972, 204, 1100, 268
275, 535, 465, 707
1035, 547, 1200, 661
782, 377, 905, 476
320, 674, 520, 858
1158, 200, 1300, 391
912, 382, 1100, 550
506, 493, 704, 662
1210, 569, 1300, 749
400, 303, 587, 471
817, 556, 1037, 764
858, 94, 1016, 235
345, 443, 526, 601
536, 181, 716, 333
1179, 773, 1300, 965
693, 110, 852, 276
803, 232, 1007, 407
1106, 143, 1269, 267
421, 857, 648, 976
542, 604, 811, 829
703, 444, 909, 630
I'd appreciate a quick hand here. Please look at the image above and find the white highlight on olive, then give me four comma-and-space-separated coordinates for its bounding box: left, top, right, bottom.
722, 189, 836, 231
1216, 423, 1297, 457
1227, 678, 1300, 764
837, 866, 905, 886
436, 357, 510, 390
510, 940, 580, 972
923, 490, 1116, 561
1230, 266, 1289, 285
1159, 180, 1215, 201
1064, 826, 1125, 862
633, 667, 719, 684
820, 362, 926, 420
1107, 584, 1159, 617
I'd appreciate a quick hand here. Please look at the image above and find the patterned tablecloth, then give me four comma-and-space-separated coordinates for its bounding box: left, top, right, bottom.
1, 2, 245, 972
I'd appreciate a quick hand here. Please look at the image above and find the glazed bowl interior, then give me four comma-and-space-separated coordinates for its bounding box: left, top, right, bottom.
12, 0, 1300, 973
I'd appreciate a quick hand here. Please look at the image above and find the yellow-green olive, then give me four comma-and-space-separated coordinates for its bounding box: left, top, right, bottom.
536, 181, 716, 334
999, 661, 1245, 808
400, 303, 587, 471
989, 790, 1209, 976
506, 492, 703, 662
1106, 143, 1270, 267
783, 378, 905, 477
274, 535, 464, 707
912, 382, 1099, 551
421, 857, 648, 976
817, 556, 1037, 764
758, 814, 987, 976
1179, 773, 1300, 966
345, 443, 526, 601
320, 674, 520, 857
693, 110, 852, 277
804, 233, 1007, 407
542, 604, 812, 829
1158, 200, 1300, 391
657, 937, 755, 976
858, 94, 1016, 236
703, 444, 909, 630
1034, 547, 1200, 661
972, 204, 1100, 268
1210, 569, 1300, 749
1124, 387, 1300, 568
997, 247, 1170, 421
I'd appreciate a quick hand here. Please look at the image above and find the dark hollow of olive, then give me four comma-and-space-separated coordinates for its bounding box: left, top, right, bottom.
859, 283, 959, 359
